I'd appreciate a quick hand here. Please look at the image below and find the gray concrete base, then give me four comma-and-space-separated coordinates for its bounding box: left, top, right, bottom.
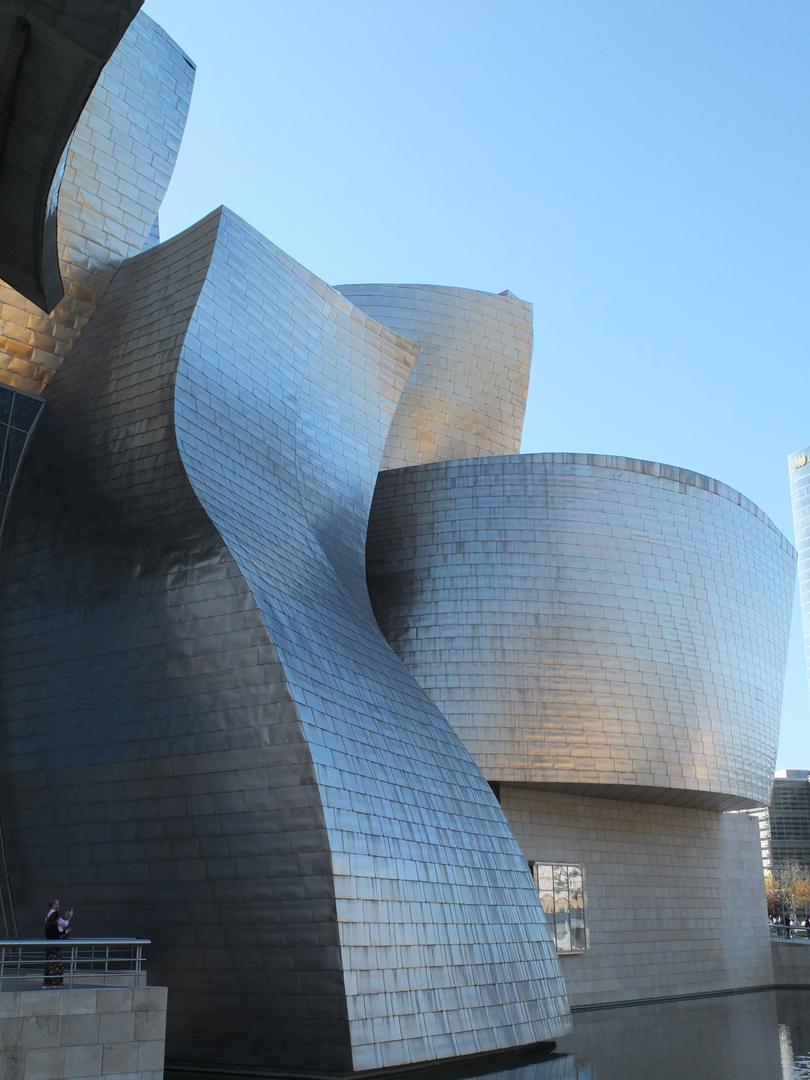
0, 986, 167, 1080
503, 788, 773, 1007
772, 941, 810, 987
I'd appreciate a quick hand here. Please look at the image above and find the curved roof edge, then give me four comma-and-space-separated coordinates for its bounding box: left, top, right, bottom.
335, 281, 532, 309
385, 450, 795, 558
0, 0, 143, 312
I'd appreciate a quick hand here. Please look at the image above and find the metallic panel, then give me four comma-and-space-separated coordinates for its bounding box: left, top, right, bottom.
0, 209, 569, 1074
0, 0, 143, 311
367, 454, 796, 809
0, 11, 194, 394
336, 283, 532, 469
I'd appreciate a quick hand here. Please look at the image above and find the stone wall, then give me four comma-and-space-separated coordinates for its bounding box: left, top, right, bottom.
0, 986, 166, 1080
772, 942, 810, 986
502, 786, 774, 1006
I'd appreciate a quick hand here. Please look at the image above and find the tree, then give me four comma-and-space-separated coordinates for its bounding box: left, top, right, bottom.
771, 861, 810, 921
794, 878, 810, 920
765, 880, 782, 920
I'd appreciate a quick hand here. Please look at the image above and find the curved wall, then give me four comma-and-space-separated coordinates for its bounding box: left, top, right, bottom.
0, 0, 142, 311
336, 283, 532, 470
0, 12, 194, 395
367, 453, 796, 810
0, 210, 569, 1073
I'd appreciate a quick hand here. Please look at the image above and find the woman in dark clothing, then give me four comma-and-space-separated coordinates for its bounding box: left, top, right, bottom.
43, 898, 72, 988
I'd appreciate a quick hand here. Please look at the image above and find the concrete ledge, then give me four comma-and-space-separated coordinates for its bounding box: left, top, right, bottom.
0, 985, 167, 1080
772, 941, 810, 987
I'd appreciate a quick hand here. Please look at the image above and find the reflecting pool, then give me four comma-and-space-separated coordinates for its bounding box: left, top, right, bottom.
555, 989, 810, 1079
163, 990, 810, 1080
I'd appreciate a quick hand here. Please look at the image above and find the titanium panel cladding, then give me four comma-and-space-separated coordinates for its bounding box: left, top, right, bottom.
0, 12, 194, 395
336, 283, 532, 469
0, 0, 142, 311
0, 210, 569, 1074
368, 454, 796, 810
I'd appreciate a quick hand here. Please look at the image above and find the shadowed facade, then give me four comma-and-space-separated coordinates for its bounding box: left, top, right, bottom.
0, 11, 194, 395
0, 0, 143, 311
0, 208, 569, 1073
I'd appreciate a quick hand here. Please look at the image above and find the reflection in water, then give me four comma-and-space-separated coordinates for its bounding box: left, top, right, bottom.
168, 1049, 577, 1080
481, 1058, 576, 1080
171, 994, 810, 1080
555, 990, 810, 1080
779, 991, 810, 1080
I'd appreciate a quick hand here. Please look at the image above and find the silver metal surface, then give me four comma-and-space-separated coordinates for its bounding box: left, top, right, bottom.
175, 212, 571, 1069
336, 284, 532, 470
0, 209, 569, 1073
0, 11, 194, 394
2, 1, 793, 1071
367, 454, 796, 810
0, 0, 143, 311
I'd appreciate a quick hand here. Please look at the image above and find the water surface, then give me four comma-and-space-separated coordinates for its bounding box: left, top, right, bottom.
556, 989, 810, 1079
163, 990, 810, 1080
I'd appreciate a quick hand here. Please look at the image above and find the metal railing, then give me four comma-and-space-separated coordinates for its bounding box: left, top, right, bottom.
0, 938, 150, 990
770, 923, 810, 943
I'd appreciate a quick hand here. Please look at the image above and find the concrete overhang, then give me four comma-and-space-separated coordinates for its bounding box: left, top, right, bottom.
0, 0, 142, 313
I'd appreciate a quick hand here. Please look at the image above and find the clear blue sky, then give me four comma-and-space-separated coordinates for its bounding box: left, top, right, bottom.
142, 0, 810, 769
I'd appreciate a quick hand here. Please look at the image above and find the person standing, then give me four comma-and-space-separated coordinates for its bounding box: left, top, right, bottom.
43, 898, 73, 988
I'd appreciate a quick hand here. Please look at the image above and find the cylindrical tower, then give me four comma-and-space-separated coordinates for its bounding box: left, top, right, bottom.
368, 453, 796, 811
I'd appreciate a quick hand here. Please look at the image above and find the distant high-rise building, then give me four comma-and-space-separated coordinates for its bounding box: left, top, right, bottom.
769, 770, 810, 871
790, 447, 810, 694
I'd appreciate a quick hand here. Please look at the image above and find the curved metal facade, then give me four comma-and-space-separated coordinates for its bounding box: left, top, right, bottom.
2, 0, 795, 1065
0, 210, 569, 1072
336, 283, 532, 469
0, 12, 194, 395
367, 454, 796, 810
0, 0, 142, 311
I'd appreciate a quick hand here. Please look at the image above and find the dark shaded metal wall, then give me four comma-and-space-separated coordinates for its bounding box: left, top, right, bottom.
0, 216, 352, 1072
0, 0, 143, 310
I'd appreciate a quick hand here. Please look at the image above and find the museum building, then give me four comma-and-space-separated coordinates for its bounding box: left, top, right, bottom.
0, 3, 797, 1076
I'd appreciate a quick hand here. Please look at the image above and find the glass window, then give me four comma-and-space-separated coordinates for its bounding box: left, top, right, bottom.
532, 862, 588, 953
